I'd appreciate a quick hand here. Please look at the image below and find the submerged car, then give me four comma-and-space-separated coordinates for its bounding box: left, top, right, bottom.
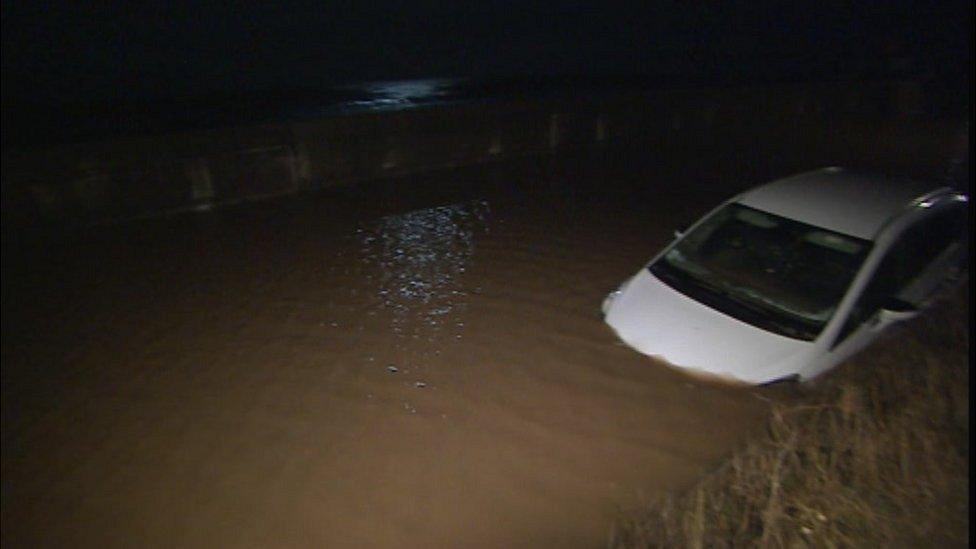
603, 167, 967, 385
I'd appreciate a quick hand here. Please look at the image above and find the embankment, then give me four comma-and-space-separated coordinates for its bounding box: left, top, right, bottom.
1, 79, 967, 230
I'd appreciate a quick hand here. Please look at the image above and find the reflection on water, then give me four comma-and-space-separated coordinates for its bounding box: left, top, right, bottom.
358, 200, 490, 342
342, 78, 458, 112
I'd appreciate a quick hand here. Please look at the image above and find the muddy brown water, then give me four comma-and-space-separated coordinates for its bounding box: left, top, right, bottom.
2, 154, 775, 547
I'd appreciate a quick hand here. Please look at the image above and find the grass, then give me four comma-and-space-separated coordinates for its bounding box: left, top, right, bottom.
610, 288, 970, 548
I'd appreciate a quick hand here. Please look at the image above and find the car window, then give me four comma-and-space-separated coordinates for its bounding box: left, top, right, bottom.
650, 203, 870, 340
832, 203, 966, 348
875, 204, 966, 296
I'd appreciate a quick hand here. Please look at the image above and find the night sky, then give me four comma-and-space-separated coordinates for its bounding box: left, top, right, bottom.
2, 1, 971, 110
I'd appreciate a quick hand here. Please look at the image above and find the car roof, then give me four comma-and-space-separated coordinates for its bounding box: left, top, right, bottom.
735, 167, 947, 240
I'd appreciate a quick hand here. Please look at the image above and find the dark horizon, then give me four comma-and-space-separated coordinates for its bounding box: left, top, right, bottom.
4, 1, 971, 100
1, 1, 971, 148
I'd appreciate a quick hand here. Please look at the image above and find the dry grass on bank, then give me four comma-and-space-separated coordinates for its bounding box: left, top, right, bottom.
611, 290, 970, 548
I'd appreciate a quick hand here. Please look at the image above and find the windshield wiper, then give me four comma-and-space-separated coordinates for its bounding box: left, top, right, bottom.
652, 262, 813, 339
717, 290, 809, 339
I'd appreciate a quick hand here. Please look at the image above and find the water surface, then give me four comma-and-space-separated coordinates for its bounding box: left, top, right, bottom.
2, 154, 771, 547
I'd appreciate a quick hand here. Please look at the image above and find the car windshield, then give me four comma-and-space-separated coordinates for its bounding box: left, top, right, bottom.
649, 203, 870, 340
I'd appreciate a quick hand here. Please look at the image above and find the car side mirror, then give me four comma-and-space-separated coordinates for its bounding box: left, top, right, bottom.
871, 297, 919, 330
673, 219, 693, 240
881, 296, 918, 314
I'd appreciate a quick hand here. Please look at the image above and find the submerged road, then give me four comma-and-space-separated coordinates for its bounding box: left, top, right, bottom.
2, 152, 772, 547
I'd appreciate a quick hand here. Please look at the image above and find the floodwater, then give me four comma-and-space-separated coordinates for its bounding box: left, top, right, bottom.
2, 153, 773, 547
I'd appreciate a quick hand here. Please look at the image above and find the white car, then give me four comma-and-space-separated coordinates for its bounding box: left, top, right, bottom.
603, 167, 968, 385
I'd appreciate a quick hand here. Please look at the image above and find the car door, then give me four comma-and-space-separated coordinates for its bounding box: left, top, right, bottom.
826, 199, 967, 365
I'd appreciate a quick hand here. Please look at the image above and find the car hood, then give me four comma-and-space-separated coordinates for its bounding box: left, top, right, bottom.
605, 270, 813, 384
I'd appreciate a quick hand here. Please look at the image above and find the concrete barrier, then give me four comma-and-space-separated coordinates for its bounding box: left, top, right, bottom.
0, 80, 965, 229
